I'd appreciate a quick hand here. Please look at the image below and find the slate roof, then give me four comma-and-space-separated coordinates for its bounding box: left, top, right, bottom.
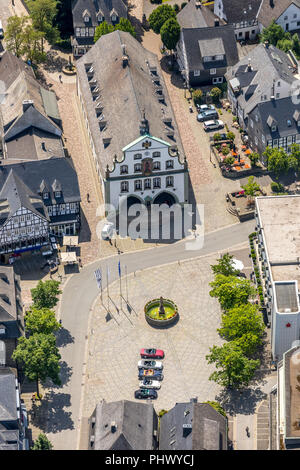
76, 30, 185, 176
0, 266, 21, 331
0, 52, 63, 161
159, 400, 227, 450
220, 0, 262, 24
249, 96, 300, 140
72, 0, 127, 27
177, 0, 223, 29
181, 25, 239, 71
0, 158, 81, 220
226, 44, 297, 116
92, 399, 156, 450
258, 0, 300, 28
0, 369, 17, 423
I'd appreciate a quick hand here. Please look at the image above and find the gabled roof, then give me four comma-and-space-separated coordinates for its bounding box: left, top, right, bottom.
72, 0, 127, 27
76, 30, 185, 176
181, 25, 238, 71
220, 0, 263, 24
0, 170, 49, 223
258, 0, 300, 28
177, 0, 223, 29
0, 369, 17, 423
93, 399, 156, 450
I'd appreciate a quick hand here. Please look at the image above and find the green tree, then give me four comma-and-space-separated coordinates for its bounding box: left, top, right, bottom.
223, 156, 234, 166
25, 307, 61, 335
210, 87, 222, 103
276, 37, 293, 52
287, 143, 300, 172
292, 33, 300, 58
31, 280, 61, 309
94, 21, 114, 42
22, 23, 46, 63
218, 304, 264, 355
160, 17, 180, 51
260, 20, 286, 46
114, 18, 136, 38
242, 176, 261, 203
211, 253, 239, 277
249, 152, 260, 167
226, 131, 235, 141
193, 89, 203, 105
206, 342, 260, 388
204, 401, 227, 418
4, 15, 29, 57
27, 0, 59, 45
266, 147, 289, 176
148, 4, 176, 34
209, 275, 256, 311
12, 333, 61, 397
32, 433, 53, 450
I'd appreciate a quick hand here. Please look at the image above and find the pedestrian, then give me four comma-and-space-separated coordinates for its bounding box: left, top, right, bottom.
59, 74, 62, 83
109, 238, 112, 246
12, 0, 15, 6
87, 193, 90, 202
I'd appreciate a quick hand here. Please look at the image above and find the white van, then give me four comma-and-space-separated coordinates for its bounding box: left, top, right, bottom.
0, 21, 4, 40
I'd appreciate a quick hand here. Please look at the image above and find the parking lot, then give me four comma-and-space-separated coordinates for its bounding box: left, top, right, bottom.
81, 246, 251, 418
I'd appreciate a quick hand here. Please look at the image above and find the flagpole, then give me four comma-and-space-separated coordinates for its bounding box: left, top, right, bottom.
106, 265, 110, 312
125, 265, 128, 303
119, 259, 122, 310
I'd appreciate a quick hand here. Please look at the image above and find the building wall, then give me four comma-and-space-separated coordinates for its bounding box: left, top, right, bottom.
276, 4, 300, 32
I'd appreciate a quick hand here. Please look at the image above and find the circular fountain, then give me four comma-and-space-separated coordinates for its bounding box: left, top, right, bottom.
144, 296, 179, 327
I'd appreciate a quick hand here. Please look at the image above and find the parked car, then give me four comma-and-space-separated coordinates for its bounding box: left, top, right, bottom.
197, 104, 216, 112
138, 369, 164, 381
197, 109, 218, 122
139, 379, 161, 390
203, 120, 224, 132
140, 348, 164, 359
138, 359, 163, 370
0, 21, 4, 40
135, 388, 158, 399
101, 222, 114, 239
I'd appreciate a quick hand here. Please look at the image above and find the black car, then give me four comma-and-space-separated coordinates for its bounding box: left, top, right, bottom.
135, 388, 158, 399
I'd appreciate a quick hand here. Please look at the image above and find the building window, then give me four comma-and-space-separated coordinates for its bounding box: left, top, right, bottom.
210, 68, 216, 75
47, 206, 52, 216
121, 181, 128, 193
89, 28, 94, 36
153, 177, 161, 189
255, 114, 259, 122
215, 55, 223, 61
262, 134, 265, 144
153, 152, 161, 158
111, 15, 117, 22
134, 180, 142, 191
55, 191, 61, 198
239, 32, 243, 37
84, 15, 90, 22
120, 165, 128, 174
134, 163, 142, 172
276, 93, 280, 99
166, 176, 174, 187
166, 160, 174, 169
271, 125, 277, 132
43, 192, 49, 200
194, 70, 200, 76
134, 153, 142, 160
153, 161, 161, 170
144, 179, 151, 190
287, 135, 293, 145
0, 326, 5, 335
284, 16, 288, 20
212, 77, 223, 84
273, 139, 278, 147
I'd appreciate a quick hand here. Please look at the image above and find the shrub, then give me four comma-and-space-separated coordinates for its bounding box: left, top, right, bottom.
233, 116, 237, 122
271, 181, 284, 193
215, 144, 221, 150
173, 4, 180, 13
222, 147, 230, 156
210, 87, 222, 103
192, 89, 203, 105
159, 409, 168, 417
55, 38, 71, 50
226, 131, 235, 141
214, 133, 222, 141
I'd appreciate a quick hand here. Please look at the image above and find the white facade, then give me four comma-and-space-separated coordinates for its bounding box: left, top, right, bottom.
214, 0, 260, 40
273, 3, 300, 33
106, 135, 187, 211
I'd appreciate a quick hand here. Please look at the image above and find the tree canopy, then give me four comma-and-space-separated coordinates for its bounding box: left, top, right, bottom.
25, 307, 61, 335
5, 15, 29, 57
160, 17, 180, 51
27, 0, 59, 44
31, 280, 61, 309
264, 146, 289, 175
12, 333, 61, 396
210, 253, 240, 277
94, 18, 136, 43
260, 21, 300, 59
149, 4, 176, 34
209, 274, 256, 311
206, 342, 260, 388
32, 433, 53, 450
242, 176, 261, 201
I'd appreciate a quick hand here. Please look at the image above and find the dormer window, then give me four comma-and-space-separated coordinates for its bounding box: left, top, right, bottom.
111, 14, 117, 22
0, 325, 6, 335
84, 16, 89, 22
55, 191, 61, 198
120, 165, 128, 174
43, 192, 49, 200
97, 15, 104, 23
271, 125, 277, 132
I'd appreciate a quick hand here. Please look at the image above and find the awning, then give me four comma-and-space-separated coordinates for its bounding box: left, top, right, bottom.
60, 252, 77, 263
63, 236, 78, 246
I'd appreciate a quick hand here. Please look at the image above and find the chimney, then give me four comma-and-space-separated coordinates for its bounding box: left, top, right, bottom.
22, 100, 34, 112
247, 58, 252, 72
111, 421, 117, 433
214, 19, 220, 27
121, 43, 129, 68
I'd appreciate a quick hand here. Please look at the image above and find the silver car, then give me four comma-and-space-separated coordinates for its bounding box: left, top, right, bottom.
138, 359, 163, 370
139, 379, 161, 390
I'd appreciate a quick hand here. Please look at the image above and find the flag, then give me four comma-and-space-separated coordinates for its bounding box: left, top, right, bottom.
94, 268, 102, 289
118, 260, 121, 278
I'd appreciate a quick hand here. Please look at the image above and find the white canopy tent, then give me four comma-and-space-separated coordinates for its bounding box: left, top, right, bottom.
60, 252, 77, 264
63, 236, 78, 247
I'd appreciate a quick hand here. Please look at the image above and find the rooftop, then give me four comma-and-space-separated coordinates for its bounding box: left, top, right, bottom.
258, 0, 300, 28
177, 0, 222, 29
72, 0, 127, 27
220, 0, 262, 24
256, 195, 300, 284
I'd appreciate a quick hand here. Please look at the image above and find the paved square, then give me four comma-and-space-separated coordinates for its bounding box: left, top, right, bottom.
82, 252, 227, 417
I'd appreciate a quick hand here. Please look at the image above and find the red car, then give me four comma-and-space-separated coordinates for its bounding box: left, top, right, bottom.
140, 348, 164, 359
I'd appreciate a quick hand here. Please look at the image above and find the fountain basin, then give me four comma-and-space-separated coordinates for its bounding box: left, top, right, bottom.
144, 298, 179, 328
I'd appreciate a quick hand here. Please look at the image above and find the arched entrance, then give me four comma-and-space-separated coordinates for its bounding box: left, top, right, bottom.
153, 191, 177, 207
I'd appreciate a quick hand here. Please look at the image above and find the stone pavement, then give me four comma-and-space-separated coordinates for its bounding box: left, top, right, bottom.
80, 247, 254, 434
